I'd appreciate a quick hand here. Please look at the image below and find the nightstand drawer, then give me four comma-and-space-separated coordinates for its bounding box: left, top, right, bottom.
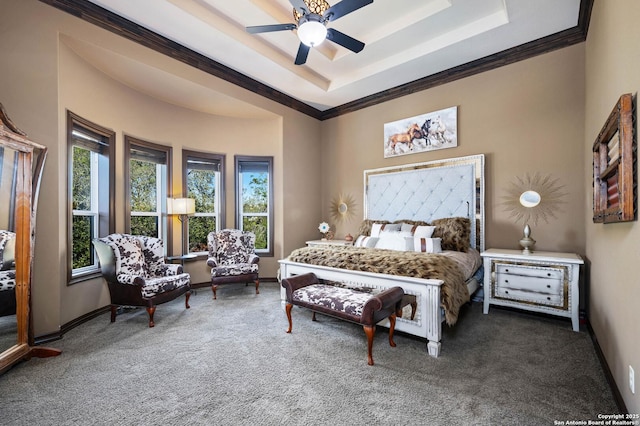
494, 286, 564, 307
494, 263, 566, 308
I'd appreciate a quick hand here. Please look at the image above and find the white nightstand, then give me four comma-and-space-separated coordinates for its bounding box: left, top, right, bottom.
481, 248, 583, 331
305, 239, 353, 247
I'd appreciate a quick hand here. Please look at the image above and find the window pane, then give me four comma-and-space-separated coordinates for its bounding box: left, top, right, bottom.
131, 216, 158, 237
188, 169, 216, 213
72, 146, 91, 211
130, 159, 157, 212
242, 216, 267, 250
242, 172, 268, 214
72, 215, 95, 269
188, 216, 216, 252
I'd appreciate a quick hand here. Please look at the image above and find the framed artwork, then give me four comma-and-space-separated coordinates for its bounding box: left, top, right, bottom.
592, 93, 635, 223
383, 106, 458, 158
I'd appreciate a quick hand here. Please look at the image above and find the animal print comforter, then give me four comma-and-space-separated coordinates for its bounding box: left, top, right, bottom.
286, 245, 470, 325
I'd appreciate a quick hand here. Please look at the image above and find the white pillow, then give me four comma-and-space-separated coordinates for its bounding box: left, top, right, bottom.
407, 237, 442, 253
354, 235, 379, 248
374, 232, 410, 251
370, 223, 401, 237
400, 223, 416, 234
414, 225, 436, 238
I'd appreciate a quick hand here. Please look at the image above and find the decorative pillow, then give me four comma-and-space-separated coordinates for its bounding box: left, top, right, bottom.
413, 225, 436, 238
370, 223, 401, 237
407, 237, 442, 253
431, 217, 471, 252
374, 231, 411, 251
356, 219, 389, 238
354, 235, 379, 248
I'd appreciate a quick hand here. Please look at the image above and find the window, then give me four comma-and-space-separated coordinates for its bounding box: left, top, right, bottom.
67, 112, 115, 281
235, 156, 273, 256
183, 150, 225, 254
125, 136, 171, 242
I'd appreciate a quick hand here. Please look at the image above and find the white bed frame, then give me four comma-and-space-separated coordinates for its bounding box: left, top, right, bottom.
279, 154, 485, 358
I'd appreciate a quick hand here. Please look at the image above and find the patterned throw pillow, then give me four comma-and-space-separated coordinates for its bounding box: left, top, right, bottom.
408, 237, 442, 253
354, 235, 379, 248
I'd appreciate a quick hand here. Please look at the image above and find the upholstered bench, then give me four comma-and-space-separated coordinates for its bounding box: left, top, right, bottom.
281, 272, 404, 365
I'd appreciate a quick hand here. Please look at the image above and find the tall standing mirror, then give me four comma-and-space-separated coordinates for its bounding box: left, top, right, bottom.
0, 103, 59, 374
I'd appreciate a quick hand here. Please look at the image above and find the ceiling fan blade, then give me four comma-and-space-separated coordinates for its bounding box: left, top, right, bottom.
323, 0, 373, 22
246, 23, 296, 34
289, 0, 309, 15
326, 28, 365, 53
294, 43, 310, 65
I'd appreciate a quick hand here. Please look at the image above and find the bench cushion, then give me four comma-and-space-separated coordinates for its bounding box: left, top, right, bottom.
292, 284, 371, 318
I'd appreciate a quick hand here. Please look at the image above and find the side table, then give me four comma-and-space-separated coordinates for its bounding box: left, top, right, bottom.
481, 248, 583, 331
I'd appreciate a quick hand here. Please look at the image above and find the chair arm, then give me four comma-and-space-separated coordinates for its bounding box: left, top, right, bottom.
116, 273, 145, 286
163, 264, 183, 275
249, 254, 260, 264
206, 257, 218, 268
281, 272, 318, 302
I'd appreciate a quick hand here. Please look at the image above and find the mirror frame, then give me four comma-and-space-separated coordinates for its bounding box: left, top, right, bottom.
0, 104, 59, 374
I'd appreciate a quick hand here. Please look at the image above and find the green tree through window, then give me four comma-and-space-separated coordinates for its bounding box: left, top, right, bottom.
183, 151, 224, 253
236, 156, 273, 256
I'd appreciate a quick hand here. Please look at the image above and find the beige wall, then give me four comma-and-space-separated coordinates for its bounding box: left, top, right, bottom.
585, 0, 640, 414
0, 0, 322, 335
2, 0, 637, 412
321, 45, 586, 257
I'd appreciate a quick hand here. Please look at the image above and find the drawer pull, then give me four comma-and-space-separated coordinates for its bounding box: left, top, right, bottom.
505, 268, 509, 272
505, 279, 509, 283
547, 273, 551, 277
547, 285, 551, 288
505, 290, 509, 294
547, 297, 551, 300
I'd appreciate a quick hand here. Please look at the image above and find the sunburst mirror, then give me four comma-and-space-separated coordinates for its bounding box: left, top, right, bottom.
502, 173, 565, 253
330, 193, 356, 223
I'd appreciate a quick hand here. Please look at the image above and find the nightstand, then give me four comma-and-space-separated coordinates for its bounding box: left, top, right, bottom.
305, 239, 353, 247
481, 248, 583, 331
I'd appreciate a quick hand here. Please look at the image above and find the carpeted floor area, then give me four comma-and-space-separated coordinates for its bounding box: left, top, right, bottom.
0, 283, 619, 425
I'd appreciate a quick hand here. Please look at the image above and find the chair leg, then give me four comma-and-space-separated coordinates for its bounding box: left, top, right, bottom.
110, 305, 117, 323
211, 284, 218, 300
255, 279, 260, 295
185, 291, 191, 309
146, 306, 156, 328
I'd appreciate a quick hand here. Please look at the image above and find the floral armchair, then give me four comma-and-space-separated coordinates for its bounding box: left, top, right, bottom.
207, 229, 260, 300
0, 230, 16, 317
93, 233, 191, 327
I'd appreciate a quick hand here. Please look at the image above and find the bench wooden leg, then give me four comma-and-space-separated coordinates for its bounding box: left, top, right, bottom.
185, 291, 191, 309
388, 313, 397, 347
285, 303, 293, 333
146, 306, 156, 328
254, 279, 260, 295
363, 325, 376, 366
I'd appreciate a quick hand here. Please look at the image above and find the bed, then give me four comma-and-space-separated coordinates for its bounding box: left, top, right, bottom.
279, 154, 485, 357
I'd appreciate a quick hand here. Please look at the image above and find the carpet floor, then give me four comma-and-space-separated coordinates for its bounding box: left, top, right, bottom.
0, 283, 619, 425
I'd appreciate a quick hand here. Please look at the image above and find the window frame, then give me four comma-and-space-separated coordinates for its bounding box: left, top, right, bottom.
182, 149, 226, 256
124, 135, 172, 246
66, 111, 115, 284
235, 155, 274, 257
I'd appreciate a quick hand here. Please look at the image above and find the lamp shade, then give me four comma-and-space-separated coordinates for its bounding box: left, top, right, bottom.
297, 16, 327, 47
169, 198, 195, 216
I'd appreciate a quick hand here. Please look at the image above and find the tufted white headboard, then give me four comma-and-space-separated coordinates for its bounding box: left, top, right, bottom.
364, 154, 485, 251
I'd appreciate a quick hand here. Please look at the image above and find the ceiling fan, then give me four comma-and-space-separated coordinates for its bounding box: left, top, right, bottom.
246, 0, 373, 65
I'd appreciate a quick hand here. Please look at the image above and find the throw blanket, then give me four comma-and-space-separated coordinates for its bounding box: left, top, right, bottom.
287, 246, 469, 325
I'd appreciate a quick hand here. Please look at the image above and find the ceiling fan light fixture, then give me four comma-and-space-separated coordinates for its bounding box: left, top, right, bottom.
297, 15, 327, 47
